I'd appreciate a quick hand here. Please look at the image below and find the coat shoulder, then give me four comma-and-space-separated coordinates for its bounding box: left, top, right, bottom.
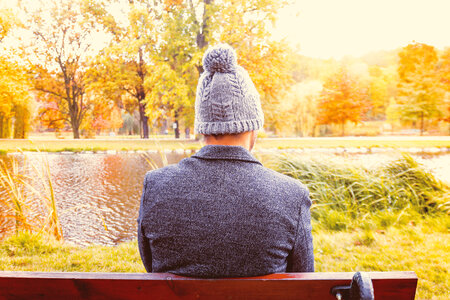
264, 166, 308, 191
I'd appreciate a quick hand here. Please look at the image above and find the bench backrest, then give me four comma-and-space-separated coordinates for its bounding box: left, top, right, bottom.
0, 271, 417, 300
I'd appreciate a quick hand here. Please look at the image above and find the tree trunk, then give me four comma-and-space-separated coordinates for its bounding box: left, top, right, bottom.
174, 111, 180, 139
341, 123, 345, 136
185, 127, 190, 139
137, 47, 149, 139
420, 111, 424, 136
72, 119, 80, 139
195, 0, 212, 75
0, 115, 3, 138
139, 102, 149, 139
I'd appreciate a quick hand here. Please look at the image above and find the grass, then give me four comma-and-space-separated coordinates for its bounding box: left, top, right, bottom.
313, 216, 449, 300
273, 153, 449, 224
0, 232, 144, 272
0, 136, 449, 153
0, 139, 201, 153
0, 216, 448, 299
256, 136, 450, 150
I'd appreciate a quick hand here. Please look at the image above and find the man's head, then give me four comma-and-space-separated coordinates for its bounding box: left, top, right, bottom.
194, 44, 264, 150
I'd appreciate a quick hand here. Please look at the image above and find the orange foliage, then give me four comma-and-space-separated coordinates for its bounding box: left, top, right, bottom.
318, 67, 370, 135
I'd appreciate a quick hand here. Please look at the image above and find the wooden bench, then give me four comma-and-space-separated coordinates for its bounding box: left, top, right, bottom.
0, 271, 417, 300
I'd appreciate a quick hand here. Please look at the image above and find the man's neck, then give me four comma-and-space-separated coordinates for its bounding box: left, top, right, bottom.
204, 131, 254, 151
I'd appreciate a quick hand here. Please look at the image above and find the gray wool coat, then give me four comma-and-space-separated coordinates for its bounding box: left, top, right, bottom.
137, 145, 314, 278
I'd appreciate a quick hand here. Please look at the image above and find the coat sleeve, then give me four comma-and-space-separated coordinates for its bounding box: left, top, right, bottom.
286, 189, 314, 272
137, 173, 152, 272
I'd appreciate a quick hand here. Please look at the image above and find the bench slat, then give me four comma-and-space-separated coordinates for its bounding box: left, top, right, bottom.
0, 271, 418, 300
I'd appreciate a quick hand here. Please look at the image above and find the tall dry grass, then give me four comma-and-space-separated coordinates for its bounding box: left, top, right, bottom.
274, 153, 449, 229
0, 154, 63, 240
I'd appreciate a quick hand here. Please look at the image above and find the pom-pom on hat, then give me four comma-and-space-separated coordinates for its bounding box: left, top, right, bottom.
202, 43, 237, 73
194, 43, 264, 135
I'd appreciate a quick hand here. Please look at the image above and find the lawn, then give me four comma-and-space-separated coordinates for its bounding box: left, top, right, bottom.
0, 136, 449, 153
0, 216, 448, 300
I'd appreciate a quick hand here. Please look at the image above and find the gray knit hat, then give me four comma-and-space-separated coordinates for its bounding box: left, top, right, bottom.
194, 44, 264, 135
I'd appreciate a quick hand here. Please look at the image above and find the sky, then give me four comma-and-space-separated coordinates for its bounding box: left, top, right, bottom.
273, 0, 450, 59
2, 0, 450, 60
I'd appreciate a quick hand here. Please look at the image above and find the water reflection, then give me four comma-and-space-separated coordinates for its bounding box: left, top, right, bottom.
0, 150, 448, 245
0, 152, 186, 245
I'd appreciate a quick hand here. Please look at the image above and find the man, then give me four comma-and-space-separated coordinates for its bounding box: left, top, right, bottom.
137, 44, 314, 278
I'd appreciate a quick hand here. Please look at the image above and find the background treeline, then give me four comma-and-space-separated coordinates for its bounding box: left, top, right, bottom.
0, 0, 449, 139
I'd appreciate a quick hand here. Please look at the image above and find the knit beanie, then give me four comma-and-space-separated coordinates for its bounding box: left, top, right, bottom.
194, 44, 264, 135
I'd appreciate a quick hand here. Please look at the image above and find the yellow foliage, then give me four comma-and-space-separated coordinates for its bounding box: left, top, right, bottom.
0, 57, 33, 138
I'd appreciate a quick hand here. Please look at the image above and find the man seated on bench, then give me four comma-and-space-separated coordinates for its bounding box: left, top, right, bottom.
137, 44, 314, 278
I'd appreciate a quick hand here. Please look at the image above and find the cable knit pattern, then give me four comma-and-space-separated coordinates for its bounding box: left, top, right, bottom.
194, 44, 264, 135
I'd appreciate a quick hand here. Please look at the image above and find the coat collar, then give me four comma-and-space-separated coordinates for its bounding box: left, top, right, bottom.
192, 145, 262, 165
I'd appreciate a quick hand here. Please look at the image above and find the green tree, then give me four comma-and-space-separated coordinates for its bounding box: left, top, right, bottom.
396, 43, 443, 135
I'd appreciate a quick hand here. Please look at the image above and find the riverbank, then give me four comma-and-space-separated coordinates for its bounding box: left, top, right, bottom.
1, 136, 450, 153
0, 215, 448, 300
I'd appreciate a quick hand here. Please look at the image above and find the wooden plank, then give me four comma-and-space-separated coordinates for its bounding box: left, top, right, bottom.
0, 271, 418, 300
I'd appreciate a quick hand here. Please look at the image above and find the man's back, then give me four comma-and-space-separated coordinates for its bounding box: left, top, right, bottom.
138, 145, 314, 278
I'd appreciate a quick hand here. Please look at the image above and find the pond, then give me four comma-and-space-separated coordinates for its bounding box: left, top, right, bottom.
0, 149, 449, 245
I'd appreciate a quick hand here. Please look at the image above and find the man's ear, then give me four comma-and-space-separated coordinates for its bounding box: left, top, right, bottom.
249, 130, 258, 151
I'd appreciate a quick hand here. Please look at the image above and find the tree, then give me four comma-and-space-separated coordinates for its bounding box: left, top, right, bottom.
86, 0, 293, 138
0, 58, 33, 138
23, 0, 98, 139
367, 65, 397, 120
84, 0, 162, 138
146, 2, 199, 138
86, 101, 123, 135
438, 48, 450, 132
214, 1, 294, 132
318, 67, 370, 136
0, 9, 33, 138
289, 80, 323, 137
396, 43, 443, 135
0, 9, 15, 43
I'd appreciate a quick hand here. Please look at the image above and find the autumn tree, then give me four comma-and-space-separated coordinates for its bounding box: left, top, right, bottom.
287, 80, 323, 137
215, 1, 293, 131
86, 0, 293, 138
84, 0, 163, 138
83, 99, 123, 136
318, 67, 370, 136
157, 0, 293, 135
395, 43, 443, 135
146, 2, 200, 138
0, 9, 33, 138
438, 48, 450, 132
0, 58, 33, 139
22, 0, 99, 139
366, 65, 397, 120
